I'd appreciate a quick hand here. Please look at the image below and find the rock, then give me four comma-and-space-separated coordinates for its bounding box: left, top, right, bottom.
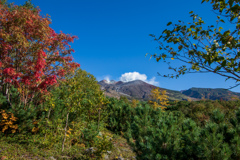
49, 156, 56, 160
104, 154, 109, 160
85, 147, 96, 153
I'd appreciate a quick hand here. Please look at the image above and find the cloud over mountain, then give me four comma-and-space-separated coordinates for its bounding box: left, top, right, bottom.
103, 75, 111, 83
120, 72, 159, 86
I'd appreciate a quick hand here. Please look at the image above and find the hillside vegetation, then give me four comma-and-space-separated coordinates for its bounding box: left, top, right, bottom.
106, 99, 240, 159
1, 0, 240, 159
2, 85, 240, 159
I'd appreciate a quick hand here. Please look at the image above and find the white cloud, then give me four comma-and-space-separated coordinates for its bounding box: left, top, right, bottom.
120, 72, 147, 82
104, 75, 111, 83
148, 77, 159, 86
120, 72, 159, 86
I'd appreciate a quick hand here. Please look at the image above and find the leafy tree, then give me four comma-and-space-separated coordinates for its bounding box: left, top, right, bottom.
0, 0, 79, 107
148, 88, 169, 110
47, 69, 107, 151
149, 0, 240, 88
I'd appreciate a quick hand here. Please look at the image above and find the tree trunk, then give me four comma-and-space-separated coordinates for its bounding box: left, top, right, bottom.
4, 83, 12, 107
97, 107, 101, 131
62, 112, 69, 152
44, 108, 52, 141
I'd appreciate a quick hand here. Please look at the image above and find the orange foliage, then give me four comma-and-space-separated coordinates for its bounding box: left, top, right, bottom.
0, 110, 18, 133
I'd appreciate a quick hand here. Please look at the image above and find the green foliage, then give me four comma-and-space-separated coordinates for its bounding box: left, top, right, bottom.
149, 0, 240, 88
202, 0, 240, 21
49, 69, 108, 122
38, 68, 111, 156
0, 68, 114, 158
167, 100, 240, 125
1, 73, 240, 160
106, 98, 135, 133
107, 98, 240, 159
0, 86, 46, 136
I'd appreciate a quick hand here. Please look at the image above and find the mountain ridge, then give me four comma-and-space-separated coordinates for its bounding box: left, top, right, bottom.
182, 87, 240, 100
98, 80, 240, 101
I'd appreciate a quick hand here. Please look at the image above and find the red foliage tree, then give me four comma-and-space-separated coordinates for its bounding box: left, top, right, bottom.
0, 1, 80, 106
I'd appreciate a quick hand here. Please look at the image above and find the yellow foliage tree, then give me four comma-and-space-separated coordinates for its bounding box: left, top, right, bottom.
148, 88, 169, 110
131, 99, 139, 108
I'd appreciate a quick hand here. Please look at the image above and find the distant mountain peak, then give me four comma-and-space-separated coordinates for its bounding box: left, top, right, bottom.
102, 79, 117, 84
101, 79, 150, 85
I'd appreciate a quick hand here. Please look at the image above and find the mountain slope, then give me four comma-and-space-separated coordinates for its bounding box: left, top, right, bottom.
98, 80, 196, 101
182, 88, 240, 100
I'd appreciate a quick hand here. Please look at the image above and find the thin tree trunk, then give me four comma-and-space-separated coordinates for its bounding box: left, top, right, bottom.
97, 107, 101, 131
5, 84, 9, 101
44, 108, 52, 141
62, 112, 69, 152
4, 83, 12, 107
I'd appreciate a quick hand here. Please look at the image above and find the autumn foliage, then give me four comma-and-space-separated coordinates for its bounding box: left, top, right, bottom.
0, 110, 18, 133
0, 1, 80, 105
148, 88, 169, 110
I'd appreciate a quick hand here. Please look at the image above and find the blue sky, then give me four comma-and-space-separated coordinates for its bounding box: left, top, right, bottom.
9, 0, 240, 92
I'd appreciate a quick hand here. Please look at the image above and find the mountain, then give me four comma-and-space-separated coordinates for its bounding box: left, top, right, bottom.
98, 80, 197, 101
98, 80, 240, 101
182, 88, 240, 100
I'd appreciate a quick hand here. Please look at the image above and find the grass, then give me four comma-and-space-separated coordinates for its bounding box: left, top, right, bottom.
0, 130, 136, 160
107, 133, 136, 159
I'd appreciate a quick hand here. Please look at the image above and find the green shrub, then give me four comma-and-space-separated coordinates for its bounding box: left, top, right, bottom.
107, 98, 240, 159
